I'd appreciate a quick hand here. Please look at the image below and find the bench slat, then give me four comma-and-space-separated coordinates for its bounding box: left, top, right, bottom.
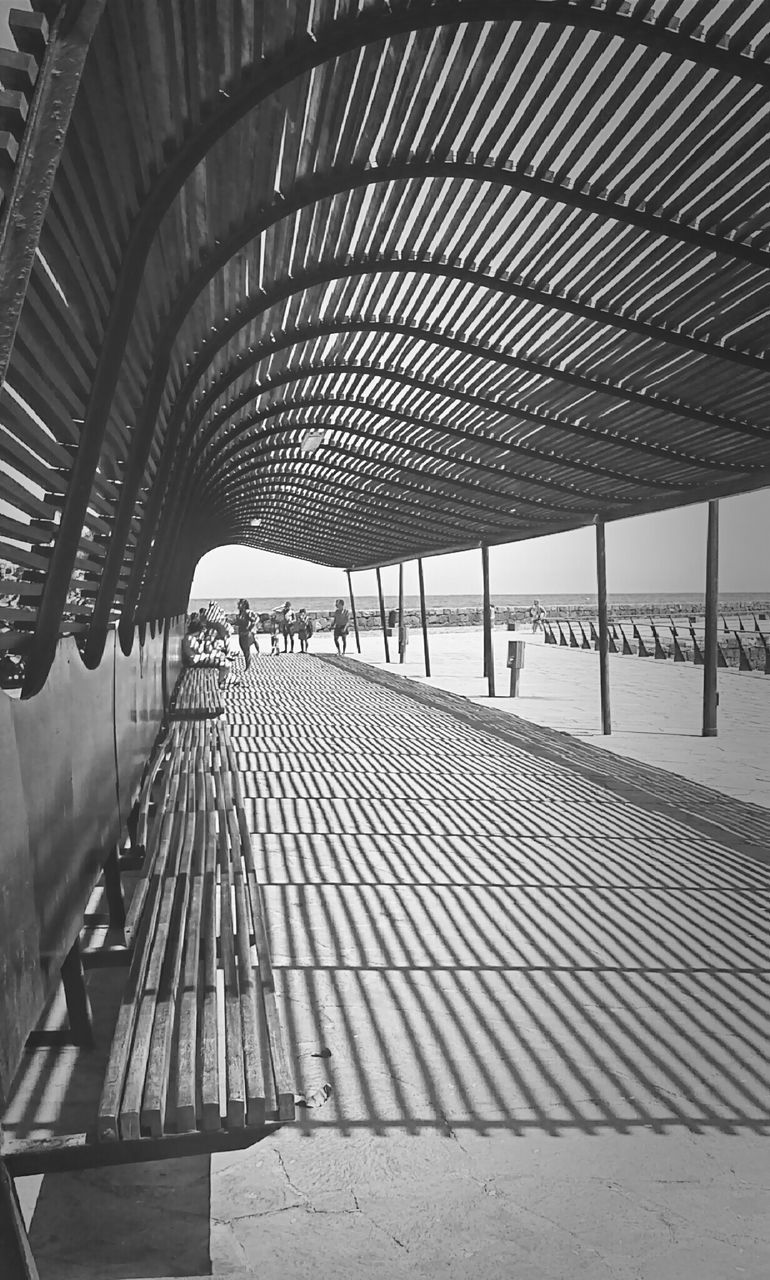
119, 876, 178, 1139
230, 809, 270, 1127
141, 809, 198, 1136
223, 726, 296, 1122
218, 818, 246, 1129
99, 710, 295, 1143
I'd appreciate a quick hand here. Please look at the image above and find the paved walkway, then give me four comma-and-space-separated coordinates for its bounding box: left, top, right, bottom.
22, 651, 770, 1278
341, 626, 770, 808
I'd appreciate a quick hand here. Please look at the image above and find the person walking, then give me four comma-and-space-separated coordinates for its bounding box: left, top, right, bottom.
529, 598, 547, 633
235, 598, 259, 669
331, 598, 351, 655
281, 600, 297, 652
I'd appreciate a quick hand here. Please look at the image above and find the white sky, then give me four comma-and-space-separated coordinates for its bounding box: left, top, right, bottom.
190, 488, 769, 600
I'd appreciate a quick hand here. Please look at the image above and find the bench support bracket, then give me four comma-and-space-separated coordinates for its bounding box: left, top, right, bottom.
0, 1160, 39, 1280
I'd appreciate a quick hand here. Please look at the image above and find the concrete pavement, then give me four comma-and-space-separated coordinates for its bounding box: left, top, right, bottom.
18, 642, 770, 1279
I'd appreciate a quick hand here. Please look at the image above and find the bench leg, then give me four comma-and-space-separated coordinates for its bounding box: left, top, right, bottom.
0, 1161, 40, 1280
102, 845, 126, 931
61, 939, 94, 1049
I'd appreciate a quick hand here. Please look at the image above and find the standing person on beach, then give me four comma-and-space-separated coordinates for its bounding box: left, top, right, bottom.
235, 598, 259, 669
296, 608, 314, 653
281, 601, 297, 652
529, 598, 547, 632
331, 598, 351, 655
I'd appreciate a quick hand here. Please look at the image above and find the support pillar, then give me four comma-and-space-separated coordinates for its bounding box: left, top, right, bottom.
702, 499, 719, 737
417, 557, 431, 677
398, 562, 406, 663
481, 545, 495, 697
596, 520, 611, 735
376, 567, 390, 663
346, 569, 361, 654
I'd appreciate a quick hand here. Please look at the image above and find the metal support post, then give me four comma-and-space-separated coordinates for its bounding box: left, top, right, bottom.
702, 500, 719, 737
376, 566, 390, 663
596, 520, 611, 735
346, 569, 361, 654
481, 544, 495, 697
417, 557, 431, 677
398, 562, 405, 663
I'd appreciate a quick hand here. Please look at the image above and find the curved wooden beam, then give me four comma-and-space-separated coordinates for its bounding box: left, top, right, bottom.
37, 0, 770, 685
122, 246, 769, 622
196, 373, 759, 481
198, 397, 695, 497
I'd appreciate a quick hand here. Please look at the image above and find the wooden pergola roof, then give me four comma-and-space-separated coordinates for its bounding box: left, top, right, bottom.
1, 0, 769, 691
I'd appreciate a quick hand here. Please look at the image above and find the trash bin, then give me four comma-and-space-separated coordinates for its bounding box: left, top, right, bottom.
507, 639, 525, 696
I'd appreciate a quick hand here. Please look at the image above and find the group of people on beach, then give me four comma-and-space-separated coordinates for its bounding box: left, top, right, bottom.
235, 598, 353, 664
235, 599, 315, 665
182, 598, 354, 680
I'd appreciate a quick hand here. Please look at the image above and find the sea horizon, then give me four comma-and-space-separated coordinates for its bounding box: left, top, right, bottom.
190, 590, 770, 616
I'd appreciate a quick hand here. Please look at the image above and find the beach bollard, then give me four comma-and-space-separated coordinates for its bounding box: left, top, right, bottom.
507, 639, 525, 696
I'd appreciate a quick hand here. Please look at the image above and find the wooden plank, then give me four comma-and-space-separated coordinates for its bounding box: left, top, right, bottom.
199, 811, 220, 1131
97, 874, 164, 1140
117, 877, 176, 1139
229, 807, 267, 1127
217, 815, 245, 1129
140, 809, 196, 1136
174, 840, 205, 1132
221, 728, 295, 1121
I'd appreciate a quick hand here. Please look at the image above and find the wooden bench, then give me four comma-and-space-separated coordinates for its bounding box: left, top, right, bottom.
169, 665, 224, 719
1, 685, 295, 1277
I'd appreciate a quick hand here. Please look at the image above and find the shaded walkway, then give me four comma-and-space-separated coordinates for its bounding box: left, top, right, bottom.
227, 654, 770, 1138
17, 649, 770, 1278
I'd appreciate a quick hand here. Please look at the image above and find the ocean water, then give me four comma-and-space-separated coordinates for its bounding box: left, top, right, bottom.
190, 591, 769, 616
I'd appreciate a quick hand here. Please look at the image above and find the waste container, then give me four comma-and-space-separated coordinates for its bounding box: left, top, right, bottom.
507, 639, 525, 696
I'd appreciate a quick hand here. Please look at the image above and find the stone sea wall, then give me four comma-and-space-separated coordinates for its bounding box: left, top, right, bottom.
308, 600, 770, 631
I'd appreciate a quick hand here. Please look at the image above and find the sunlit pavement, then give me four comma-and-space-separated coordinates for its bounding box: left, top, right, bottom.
23, 643, 770, 1279
341, 625, 770, 809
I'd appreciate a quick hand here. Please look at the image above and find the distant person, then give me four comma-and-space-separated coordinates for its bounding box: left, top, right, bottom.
296, 608, 314, 653
281, 600, 297, 652
235, 598, 259, 669
331, 598, 351, 655
529, 598, 547, 633
266, 611, 281, 656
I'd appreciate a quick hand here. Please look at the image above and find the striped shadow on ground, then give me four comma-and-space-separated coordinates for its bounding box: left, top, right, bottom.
222, 654, 770, 1136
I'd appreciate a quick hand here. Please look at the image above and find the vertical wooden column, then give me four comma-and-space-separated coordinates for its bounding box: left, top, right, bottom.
376, 567, 390, 663
346, 569, 361, 654
702, 499, 719, 738
417, 557, 431, 677
398, 562, 406, 663
481, 544, 495, 697
596, 520, 612, 735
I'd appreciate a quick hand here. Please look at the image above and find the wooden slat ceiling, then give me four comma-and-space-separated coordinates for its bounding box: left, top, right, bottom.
1, 0, 770, 687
